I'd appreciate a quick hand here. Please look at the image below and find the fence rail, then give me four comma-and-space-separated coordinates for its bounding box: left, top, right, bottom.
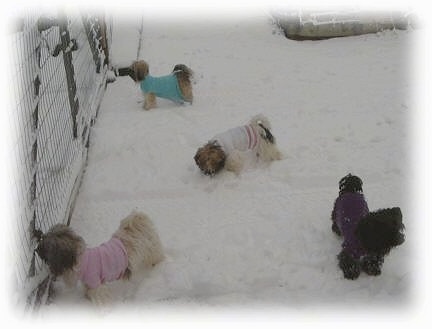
7, 10, 112, 309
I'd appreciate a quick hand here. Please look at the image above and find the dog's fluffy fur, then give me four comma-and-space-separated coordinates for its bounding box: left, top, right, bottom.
36, 211, 164, 304
331, 174, 405, 279
118, 60, 193, 110
194, 114, 282, 176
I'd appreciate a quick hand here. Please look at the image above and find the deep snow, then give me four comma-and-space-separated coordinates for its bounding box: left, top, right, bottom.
40, 10, 415, 318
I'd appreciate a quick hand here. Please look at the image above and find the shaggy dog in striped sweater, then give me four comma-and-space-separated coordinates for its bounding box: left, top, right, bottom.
194, 114, 282, 176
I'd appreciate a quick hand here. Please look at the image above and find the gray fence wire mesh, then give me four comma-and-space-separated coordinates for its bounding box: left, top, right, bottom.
7, 10, 112, 308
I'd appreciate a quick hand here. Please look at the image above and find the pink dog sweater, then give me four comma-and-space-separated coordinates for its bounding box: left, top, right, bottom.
79, 237, 128, 289
213, 125, 258, 154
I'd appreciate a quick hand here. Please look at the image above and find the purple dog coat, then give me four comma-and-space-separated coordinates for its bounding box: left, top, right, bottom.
333, 192, 369, 259
79, 237, 128, 289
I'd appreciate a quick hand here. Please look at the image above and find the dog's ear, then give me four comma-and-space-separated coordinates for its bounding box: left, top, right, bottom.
36, 225, 84, 277
194, 148, 202, 166
132, 61, 149, 82
387, 207, 405, 245
135, 66, 148, 81
389, 207, 403, 225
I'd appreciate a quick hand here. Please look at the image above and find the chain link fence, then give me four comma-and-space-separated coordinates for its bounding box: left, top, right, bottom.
7, 10, 112, 309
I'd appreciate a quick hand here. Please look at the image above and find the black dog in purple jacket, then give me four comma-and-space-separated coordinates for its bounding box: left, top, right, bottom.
331, 174, 405, 280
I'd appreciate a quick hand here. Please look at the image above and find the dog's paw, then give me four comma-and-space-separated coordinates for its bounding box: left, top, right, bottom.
86, 285, 112, 306
225, 152, 244, 174
342, 263, 361, 280
338, 250, 361, 280
361, 255, 383, 276
273, 148, 283, 160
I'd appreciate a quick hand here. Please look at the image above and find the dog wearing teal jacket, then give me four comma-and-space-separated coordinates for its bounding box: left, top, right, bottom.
119, 60, 193, 110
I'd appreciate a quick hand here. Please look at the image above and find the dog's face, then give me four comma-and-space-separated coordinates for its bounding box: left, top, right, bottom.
36, 224, 85, 277
356, 207, 405, 255
130, 60, 149, 82
338, 173, 363, 195
194, 141, 226, 176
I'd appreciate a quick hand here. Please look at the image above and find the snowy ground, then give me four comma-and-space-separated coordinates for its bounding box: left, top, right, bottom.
40, 10, 416, 320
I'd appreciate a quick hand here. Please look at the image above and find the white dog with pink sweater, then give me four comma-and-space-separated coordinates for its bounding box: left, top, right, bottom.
36, 211, 164, 305
194, 114, 283, 176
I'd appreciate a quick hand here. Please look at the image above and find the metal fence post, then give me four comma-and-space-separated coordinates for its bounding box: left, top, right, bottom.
81, 15, 102, 73
58, 13, 80, 139
27, 44, 41, 279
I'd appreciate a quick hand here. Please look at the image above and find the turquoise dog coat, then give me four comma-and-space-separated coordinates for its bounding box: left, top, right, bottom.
140, 74, 185, 104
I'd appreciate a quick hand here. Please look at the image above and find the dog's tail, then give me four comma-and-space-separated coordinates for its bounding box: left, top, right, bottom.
250, 114, 275, 144
173, 64, 193, 82
356, 207, 405, 255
